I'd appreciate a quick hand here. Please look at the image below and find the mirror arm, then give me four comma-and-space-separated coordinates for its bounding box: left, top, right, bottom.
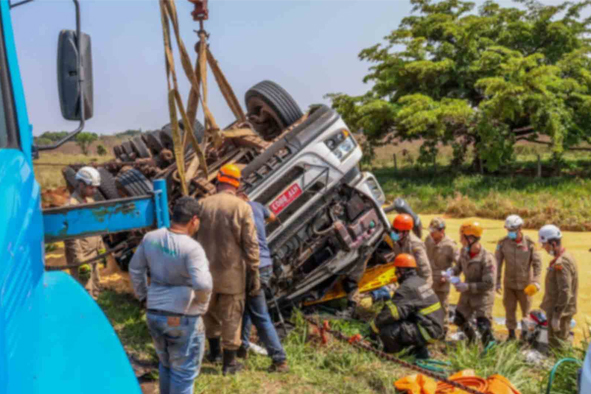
36, 0, 85, 152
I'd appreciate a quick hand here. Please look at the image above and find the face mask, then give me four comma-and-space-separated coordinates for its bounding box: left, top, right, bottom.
391, 231, 400, 242
464, 246, 470, 252
508, 231, 517, 240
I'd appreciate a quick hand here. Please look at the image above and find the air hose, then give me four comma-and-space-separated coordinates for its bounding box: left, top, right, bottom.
415, 359, 452, 374
545, 357, 582, 394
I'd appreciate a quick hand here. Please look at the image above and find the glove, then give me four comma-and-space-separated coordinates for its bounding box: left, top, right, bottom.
455, 282, 469, 293
524, 283, 540, 296
247, 270, 261, 297
496, 284, 502, 295
551, 315, 560, 332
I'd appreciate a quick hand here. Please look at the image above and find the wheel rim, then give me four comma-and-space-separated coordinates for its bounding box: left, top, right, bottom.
246, 97, 285, 140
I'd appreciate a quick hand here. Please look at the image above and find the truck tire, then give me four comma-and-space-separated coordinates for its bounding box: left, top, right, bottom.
97, 168, 120, 200
245, 80, 303, 140
121, 141, 135, 157
119, 153, 129, 162
62, 166, 105, 201
145, 130, 165, 155
113, 145, 123, 159
131, 136, 151, 158
160, 119, 205, 151
116, 168, 153, 197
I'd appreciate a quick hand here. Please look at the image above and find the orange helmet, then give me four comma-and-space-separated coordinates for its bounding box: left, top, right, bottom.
393, 214, 414, 231
460, 221, 483, 238
217, 164, 241, 188
393, 253, 417, 268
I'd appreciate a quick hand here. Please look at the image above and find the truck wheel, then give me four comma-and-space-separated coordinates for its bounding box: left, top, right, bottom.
131, 136, 151, 158
116, 168, 153, 197
97, 168, 120, 200
113, 145, 123, 159
145, 130, 165, 155
62, 166, 105, 201
160, 119, 205, 151
245, 80, 303, 140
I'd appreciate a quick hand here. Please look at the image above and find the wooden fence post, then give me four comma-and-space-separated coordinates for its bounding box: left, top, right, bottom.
393, 153, 398, 170
537, 154, 542, 178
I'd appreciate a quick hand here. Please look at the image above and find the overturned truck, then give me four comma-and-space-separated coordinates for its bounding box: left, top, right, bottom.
62, 80, 419, 311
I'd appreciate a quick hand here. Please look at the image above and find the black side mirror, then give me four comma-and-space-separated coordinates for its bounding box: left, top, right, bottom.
57, 29, 93, 121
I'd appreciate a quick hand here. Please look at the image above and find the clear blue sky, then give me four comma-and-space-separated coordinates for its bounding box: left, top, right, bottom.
9, 0, 572, 135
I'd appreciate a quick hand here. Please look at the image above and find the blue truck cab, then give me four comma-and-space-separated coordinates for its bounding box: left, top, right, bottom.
0, 1, 168, 392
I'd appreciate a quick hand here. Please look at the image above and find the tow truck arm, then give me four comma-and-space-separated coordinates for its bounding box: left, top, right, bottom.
42, 179, 170, 243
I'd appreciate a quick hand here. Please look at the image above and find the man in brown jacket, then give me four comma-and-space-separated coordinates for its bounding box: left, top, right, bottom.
446, 221, 496, 346
197, 164, 260, 375
388, 214, 433, 287
64, 167, 105, 299
425, 217, 458, 332
495, 214, 542, 341
538, 225, 578, 349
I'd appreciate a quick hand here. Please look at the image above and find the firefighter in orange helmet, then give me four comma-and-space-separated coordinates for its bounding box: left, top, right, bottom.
446, 221, 496, 346
196, 164, 261, 375
369, 254, 444, 359
389, 214, 433, 287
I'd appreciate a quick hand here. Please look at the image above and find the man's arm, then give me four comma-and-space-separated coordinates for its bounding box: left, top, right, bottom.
241, 207, 261, 292
469, 253, 495, 294
186, 244, 213, 292
129, 241, 149, 302
413, 242, 433, 286
261, 204, 277, 223
494, 242, 504, 287
553, 262, 573, 318
531, 245, 542, 286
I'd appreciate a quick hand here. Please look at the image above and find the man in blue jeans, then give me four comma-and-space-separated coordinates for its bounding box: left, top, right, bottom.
130, 197, 213, 394
237, 192, 289, 372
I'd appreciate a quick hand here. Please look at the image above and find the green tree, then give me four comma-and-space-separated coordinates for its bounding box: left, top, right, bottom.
96, 144, 107, 156
328, 0, 591, 171
75, 132, 98, 155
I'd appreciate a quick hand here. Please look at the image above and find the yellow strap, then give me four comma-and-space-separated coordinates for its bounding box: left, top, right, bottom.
386, 301, 400, 320
419, 302, 442, 316
417, 324, 435, 343
370, 320, 379, 334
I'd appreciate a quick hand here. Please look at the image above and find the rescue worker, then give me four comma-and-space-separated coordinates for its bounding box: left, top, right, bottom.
236, 192, 289, 373
538, 225, 578, 349
495, 214, 542, 341
369, 254, 444, 359
64, 166, 105, 298
197, 164, 260, 375
446, 221, 496, 347
129, 197, 212, 394
424, 217, 458, 333
389, 214, 433, 287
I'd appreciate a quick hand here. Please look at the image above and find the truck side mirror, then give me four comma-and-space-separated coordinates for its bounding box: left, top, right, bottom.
57, 29, 93, 121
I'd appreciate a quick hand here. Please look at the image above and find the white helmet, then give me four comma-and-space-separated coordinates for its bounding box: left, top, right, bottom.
505, 215, 524, 230
76, 166, 101, 187
538, 224, 562, 244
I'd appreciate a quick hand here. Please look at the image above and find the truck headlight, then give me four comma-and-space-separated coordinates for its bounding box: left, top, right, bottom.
325, 129, 356, 161
365, 177, 386, 205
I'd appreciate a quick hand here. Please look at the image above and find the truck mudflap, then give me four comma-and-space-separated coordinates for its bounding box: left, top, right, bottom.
6, 271, 141, 394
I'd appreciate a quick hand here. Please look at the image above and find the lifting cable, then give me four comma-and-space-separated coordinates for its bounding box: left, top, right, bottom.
303, 315, 489, 394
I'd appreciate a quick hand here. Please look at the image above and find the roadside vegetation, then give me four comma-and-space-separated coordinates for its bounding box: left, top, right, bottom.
34, 151, 114, 189
98, 290, 586, 394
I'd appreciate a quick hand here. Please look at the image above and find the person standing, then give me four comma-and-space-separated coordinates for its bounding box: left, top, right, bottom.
389, 214, 433, 286
424, 217, 458, 333
495, 215, 542, 340
236, 192, 288, 372
447, 221, 496, 347
64, 166, 105, 298
197, 164, 260, 375
369, 254, 444, 359
538, 224, 578, 349
129, 197, 212, 394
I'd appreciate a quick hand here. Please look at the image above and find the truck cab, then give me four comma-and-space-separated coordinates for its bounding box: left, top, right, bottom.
0, 1, 141, 392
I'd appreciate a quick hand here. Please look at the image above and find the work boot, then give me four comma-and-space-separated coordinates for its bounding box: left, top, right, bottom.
481, 328, 496, 348
336, 301, 358, 319
268, 360, 289, 373
206, 338, 222, 364
222, 349, 244, 376
237, 344, 248, 359
414, 346, 430, 360
506, 329, 516, 342
461, 323, 477, 344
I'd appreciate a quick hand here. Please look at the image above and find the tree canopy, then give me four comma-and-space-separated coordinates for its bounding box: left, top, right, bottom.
328, 0, 591, 170
75, 132, 98, 155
